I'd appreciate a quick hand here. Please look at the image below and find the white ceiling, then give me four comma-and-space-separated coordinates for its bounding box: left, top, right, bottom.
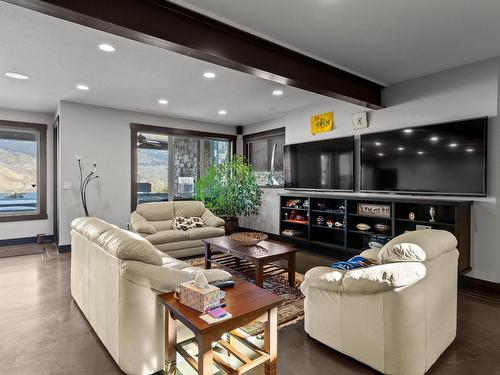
171, 0, 500, 85
0, 2, 331, 125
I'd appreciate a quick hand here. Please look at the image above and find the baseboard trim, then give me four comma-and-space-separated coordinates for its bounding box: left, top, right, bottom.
58, 244, 71, 253
459, 275, 500, 303
0, 235, 54, 247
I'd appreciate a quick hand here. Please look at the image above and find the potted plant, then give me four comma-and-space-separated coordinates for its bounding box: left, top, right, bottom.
195, 154, 262, 234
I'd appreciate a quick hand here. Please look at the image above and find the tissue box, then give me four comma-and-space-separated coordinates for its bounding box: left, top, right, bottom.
179, 281, 225, 313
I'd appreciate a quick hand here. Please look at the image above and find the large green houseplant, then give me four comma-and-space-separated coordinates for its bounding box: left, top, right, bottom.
195, 154, 262, 233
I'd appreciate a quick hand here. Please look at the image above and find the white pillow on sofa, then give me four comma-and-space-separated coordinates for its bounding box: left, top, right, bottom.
378, 242, 426, 264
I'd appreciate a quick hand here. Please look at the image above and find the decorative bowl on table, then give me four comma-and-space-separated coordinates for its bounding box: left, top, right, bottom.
230, 232, 268, 246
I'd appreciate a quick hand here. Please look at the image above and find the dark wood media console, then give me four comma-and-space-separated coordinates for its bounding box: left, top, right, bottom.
279, 193, 472, 273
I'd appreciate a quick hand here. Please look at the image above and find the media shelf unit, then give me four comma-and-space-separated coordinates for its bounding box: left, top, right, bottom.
279, 193, 472, 273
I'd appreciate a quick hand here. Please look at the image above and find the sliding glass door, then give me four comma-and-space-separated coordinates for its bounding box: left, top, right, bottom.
131, 124, 235, 209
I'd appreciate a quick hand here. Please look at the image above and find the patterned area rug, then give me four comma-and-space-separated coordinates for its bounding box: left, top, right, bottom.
186, 256, 305, 336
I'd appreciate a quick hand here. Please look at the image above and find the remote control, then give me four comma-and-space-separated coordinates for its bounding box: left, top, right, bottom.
212, 280, 235, 289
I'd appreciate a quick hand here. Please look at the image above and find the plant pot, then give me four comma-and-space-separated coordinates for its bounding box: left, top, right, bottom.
222, 216, 239, 235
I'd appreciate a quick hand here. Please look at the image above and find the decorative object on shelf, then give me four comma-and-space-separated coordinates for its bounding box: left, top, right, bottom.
286, 199, 302, 208
316, 216, 325, 225
338, 205, 346, 213
76, 155, 99, 217
335, 221, 343, 228
356, 223, 371, 231
429, 206, 436, 222
352, 111, 368, 130
195, 154, 262, 232
302, 199, 309, 209
374, 223, 391, 233
409, 212, 416, 221
416, 224, 432, 231
317, 200, 326, 210
326, 219, 334, 228
289, 210, 297, 220
284, 212, 288, 220
368, 241, 384, 249
357, 203, 391, 218
282, 229, 305, 237
311, 111, 334, 135
229, 232, 268, 246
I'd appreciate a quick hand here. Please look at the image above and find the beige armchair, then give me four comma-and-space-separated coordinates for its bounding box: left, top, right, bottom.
130, 200, 225, 258
300, 229, 459, 375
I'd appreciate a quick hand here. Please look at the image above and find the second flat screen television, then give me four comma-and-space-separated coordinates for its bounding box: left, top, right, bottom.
284, 136, 354, 191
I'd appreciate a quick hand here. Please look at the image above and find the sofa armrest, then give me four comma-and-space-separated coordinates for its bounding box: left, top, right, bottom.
341, 262, 426, 294
301, 263, 426, 296
130, 211, 157, 234
120, 261, 232, 293
202, 208, 225, 229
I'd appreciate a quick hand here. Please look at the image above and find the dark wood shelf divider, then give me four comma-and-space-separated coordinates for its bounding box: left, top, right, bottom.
279, 192, 472, 272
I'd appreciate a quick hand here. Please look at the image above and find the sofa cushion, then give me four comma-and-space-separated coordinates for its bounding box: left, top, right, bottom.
201, 209, 225, 228
145, 229, 189, 245
150, 220, 173, 232
97, 228, 163, 265
174, 201, 205, 218
341, 262, 427, 294
378, 243, 426, 264
359, 248, 380, 262
136, 202, 174, 221
379, 229, 457, 262
130, 218, 157, 235
71, 217, 118, 242
187, 226, 225, 240
173, 217, 205, 231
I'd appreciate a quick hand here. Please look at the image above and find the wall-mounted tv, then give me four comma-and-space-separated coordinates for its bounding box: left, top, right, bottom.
360, 117, 487, 196
284, 136, 354, 191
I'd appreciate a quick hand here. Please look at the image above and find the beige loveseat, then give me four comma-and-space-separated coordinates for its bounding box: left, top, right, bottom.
130, 201, 225, 258
300, 229, 458, 375
70, 216, 231, 375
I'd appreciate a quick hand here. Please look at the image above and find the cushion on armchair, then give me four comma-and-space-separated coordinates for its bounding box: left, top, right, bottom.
378, 243, 426, 264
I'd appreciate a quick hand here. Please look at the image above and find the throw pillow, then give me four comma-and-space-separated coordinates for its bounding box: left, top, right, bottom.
173, 216, 205, 231
378, 242, 426, 264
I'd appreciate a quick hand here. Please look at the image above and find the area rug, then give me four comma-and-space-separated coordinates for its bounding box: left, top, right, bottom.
186, 256, 305, 336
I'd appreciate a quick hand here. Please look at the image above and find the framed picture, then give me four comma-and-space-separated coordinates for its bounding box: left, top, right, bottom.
357, 203, 391, 218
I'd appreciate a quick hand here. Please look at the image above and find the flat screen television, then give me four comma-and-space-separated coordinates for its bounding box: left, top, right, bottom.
284, 136, 354, 191
360, 117, 487, 196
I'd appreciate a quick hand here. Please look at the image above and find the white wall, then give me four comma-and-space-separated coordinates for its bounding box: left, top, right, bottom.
0, 107, 54, 240
58, 101, 237, 245
242, 58, 500, 283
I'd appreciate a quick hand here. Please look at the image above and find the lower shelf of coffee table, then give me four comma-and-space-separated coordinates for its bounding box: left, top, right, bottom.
211, 254, 288, 278
175, 331, 269, 375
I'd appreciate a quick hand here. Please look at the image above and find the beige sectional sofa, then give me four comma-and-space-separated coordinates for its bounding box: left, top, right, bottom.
70, 216, 231, 375
130, 200, 225, 258
300, 229, 458, 375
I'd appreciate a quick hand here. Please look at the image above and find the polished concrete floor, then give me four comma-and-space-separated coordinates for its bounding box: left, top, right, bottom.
1, 246, 499, 375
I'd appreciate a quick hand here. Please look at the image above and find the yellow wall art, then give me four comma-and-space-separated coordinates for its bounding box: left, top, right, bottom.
311, 111, 334, 135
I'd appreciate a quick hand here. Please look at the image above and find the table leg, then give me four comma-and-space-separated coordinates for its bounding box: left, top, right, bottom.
255, 261, 264, 288
288, 254, 296, 287
197, 335, 213, 375
165, 309, 177, 373
204, 243, 211, 269
264, 307, 278, 375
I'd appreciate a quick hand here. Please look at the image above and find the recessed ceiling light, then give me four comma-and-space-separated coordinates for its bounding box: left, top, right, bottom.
98, 43, 115, 52
398, 147, 405, 151
76, 84, 89, 91
466, 148, 474, 152
272, 89, 283, 96
378, 153, 384, 157
403, 129, 413, 133
203, 72, 216, 79
375, 142, 382, 146
449, 143, 458, 148
158, 99, 169, 105
5, 72, 29, 80
417, 151, 424, 155
430, 136, 439, 142
218, 110, 227, 115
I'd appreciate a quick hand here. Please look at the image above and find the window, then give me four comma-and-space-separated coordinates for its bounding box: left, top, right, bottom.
0, 120, 47, 222
244, 127, 285, 187
131, 124, 235, 210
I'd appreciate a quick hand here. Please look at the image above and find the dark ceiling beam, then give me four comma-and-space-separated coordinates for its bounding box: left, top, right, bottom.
6, 0, 384, 109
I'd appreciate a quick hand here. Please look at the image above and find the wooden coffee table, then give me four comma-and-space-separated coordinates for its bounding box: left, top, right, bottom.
203, 236, 297, 288
159, 278, 284, 375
